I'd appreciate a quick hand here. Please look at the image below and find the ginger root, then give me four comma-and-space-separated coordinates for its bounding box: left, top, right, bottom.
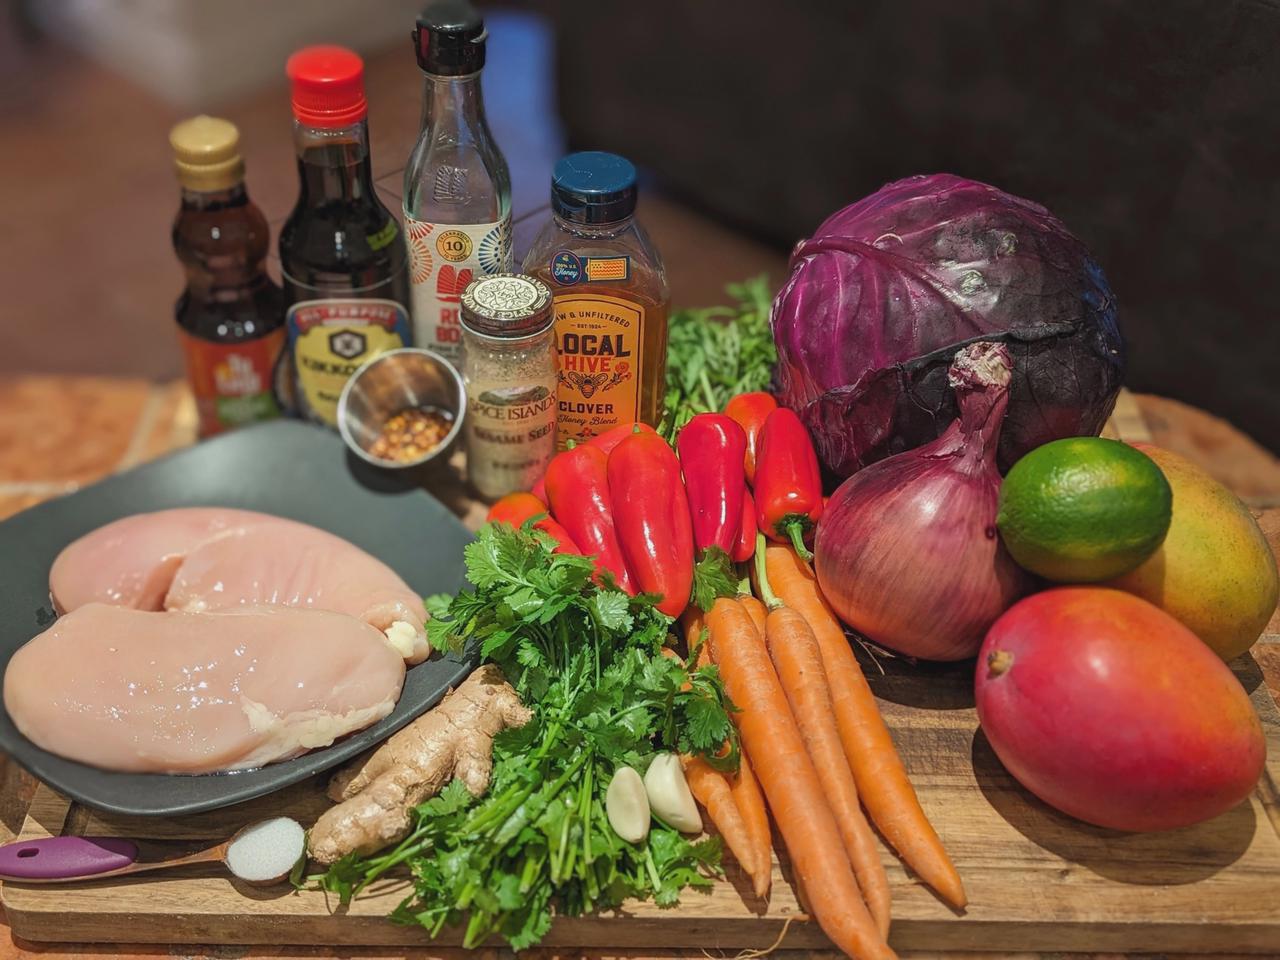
308, 663, 531, 864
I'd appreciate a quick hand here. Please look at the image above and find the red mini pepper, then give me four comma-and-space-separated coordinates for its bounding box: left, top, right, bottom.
485, 492, 581, 556
545, 445, 635, 592
724, 392, 778, 484
675, 413, 747, 557
608, 429, 695, 618
732, 489, 757, 563
754, 407, 824, 560
531, 422, 658, 503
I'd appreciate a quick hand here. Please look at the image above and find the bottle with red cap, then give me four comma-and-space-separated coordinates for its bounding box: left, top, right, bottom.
278, 45, 413, 428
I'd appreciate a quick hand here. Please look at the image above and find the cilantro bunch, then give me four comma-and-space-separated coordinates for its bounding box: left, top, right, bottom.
315, 523, 738, 950
659, 275, 776, 442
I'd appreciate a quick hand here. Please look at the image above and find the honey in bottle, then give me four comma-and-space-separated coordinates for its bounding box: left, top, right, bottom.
522, 152, 670, 447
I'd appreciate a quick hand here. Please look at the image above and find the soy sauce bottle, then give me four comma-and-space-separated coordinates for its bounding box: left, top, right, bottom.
170, 116, 284, 438
279, 46, 412, 427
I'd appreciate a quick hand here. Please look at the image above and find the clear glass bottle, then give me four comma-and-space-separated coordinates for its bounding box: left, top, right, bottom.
169, 115, 284, 438
278, 46, 412, 428
404, 0, 513, 364
460, 274, 557, 500
522, 152, 670, 449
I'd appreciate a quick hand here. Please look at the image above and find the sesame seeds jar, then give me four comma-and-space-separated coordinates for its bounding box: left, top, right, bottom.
459, 274, 558, 499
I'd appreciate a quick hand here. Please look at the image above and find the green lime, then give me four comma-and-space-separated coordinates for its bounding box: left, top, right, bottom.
997, 437, 1172, 582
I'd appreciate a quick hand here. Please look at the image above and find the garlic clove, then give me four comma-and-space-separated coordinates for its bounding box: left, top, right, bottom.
643, 752, 702, 834
605, 766, 650, 844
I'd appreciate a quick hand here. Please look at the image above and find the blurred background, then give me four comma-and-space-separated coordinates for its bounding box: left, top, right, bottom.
1, 0, 1277, 452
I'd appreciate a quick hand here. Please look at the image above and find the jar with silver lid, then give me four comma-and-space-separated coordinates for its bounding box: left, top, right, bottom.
460, 273, 558, 499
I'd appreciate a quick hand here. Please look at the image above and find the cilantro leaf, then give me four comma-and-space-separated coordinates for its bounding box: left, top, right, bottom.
690, 547, 738, 613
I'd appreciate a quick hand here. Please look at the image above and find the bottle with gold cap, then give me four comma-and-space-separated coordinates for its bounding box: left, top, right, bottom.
170, 115, 285, 438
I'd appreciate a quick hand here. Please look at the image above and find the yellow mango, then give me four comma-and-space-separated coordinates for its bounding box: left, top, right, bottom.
1105, 443, 1278, 661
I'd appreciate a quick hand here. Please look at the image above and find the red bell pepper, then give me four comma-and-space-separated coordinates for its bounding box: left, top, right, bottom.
724, 392, 778, 484
544, 445, 635, 592
485, 492, 581, 556
608, 429, 695, 618
732, 489, 756, 563
675, 413, 747, 557
754, 407, 823, 560
530, 422, 658, 503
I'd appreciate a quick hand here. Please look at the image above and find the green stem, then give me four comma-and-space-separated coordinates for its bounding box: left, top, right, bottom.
643, 844, 662, 891
462, 909, 489, 949
580, 762, 595, 866
784, 520, 813, 562
753, 532, 782, 609
698, 369, 719, 413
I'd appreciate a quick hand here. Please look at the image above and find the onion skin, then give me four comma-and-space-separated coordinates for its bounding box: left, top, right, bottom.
814, 342, 1032, 660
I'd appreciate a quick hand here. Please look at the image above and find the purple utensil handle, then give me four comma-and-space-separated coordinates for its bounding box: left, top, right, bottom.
0, 836, 138, 880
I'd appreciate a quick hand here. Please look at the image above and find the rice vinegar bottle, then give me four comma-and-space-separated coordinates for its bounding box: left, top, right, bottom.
522, 152, 670, 448
403, 0, 513, 364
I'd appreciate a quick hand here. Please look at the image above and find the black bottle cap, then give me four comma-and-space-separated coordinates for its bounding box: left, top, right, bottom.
414, 0, 486, 76
551, 152, 638, 225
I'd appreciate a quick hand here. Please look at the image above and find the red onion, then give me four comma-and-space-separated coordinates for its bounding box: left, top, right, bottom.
814, 341, 1032, 661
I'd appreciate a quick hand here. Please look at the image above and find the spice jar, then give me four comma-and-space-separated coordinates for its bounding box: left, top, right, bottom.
460, 274, 558, 499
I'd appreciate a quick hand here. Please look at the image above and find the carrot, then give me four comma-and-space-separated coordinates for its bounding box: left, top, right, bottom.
740, 593, 768, 637
764, 542, 966, 909
680, 610, 772, 898
682, 754, 760, 892
706, 597, 895, 960
728, 744, 772, 899
701, 601, 768, 901
763, 601, 892, 937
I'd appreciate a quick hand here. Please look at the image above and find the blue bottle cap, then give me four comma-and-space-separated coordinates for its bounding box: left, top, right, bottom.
551, 151, 637, 225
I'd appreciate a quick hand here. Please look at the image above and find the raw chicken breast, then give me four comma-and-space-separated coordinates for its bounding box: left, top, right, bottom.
49, 508, 429, 663
49, 508, 265, 613
164, 518, 429, 663
3, 604, 406, 774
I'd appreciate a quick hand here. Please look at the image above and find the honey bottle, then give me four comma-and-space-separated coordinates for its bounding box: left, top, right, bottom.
522, 152, 670, 448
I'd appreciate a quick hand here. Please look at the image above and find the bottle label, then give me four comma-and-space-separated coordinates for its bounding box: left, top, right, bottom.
550, 252, 631, 285
466, 384, 557, 499
552, 293, 644, 448
178, 328, 285, 437
403, 214, 512, 362
285, 298, 410, 426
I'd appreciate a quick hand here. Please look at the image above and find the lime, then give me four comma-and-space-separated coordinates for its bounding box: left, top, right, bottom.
997, 437, 1172, 582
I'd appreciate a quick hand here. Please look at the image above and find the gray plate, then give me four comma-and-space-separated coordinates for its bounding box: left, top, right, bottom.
0, 420, 476, 817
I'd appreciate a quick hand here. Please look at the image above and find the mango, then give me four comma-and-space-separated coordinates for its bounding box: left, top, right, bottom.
1104, 443, 1278, 661
976, 587, 1265, 832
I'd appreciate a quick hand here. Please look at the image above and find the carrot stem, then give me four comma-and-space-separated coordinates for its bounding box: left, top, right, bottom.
753, 532, 781, 609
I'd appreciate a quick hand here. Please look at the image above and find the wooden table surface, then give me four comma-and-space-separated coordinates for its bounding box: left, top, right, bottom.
0, 378, 1277, 960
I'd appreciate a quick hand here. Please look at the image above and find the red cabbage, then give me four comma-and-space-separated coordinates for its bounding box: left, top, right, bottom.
772, 174, 1124, 478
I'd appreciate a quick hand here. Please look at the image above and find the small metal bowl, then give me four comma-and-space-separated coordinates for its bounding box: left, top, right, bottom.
337, 348, 466, 471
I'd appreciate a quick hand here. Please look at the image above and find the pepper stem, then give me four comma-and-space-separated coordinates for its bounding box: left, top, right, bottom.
784, 520, 813, 561
753, 532, 782, 610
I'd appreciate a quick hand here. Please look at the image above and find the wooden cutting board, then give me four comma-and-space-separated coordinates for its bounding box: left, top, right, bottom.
3, 643, 1278, 954
5, 391, 1280, 953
